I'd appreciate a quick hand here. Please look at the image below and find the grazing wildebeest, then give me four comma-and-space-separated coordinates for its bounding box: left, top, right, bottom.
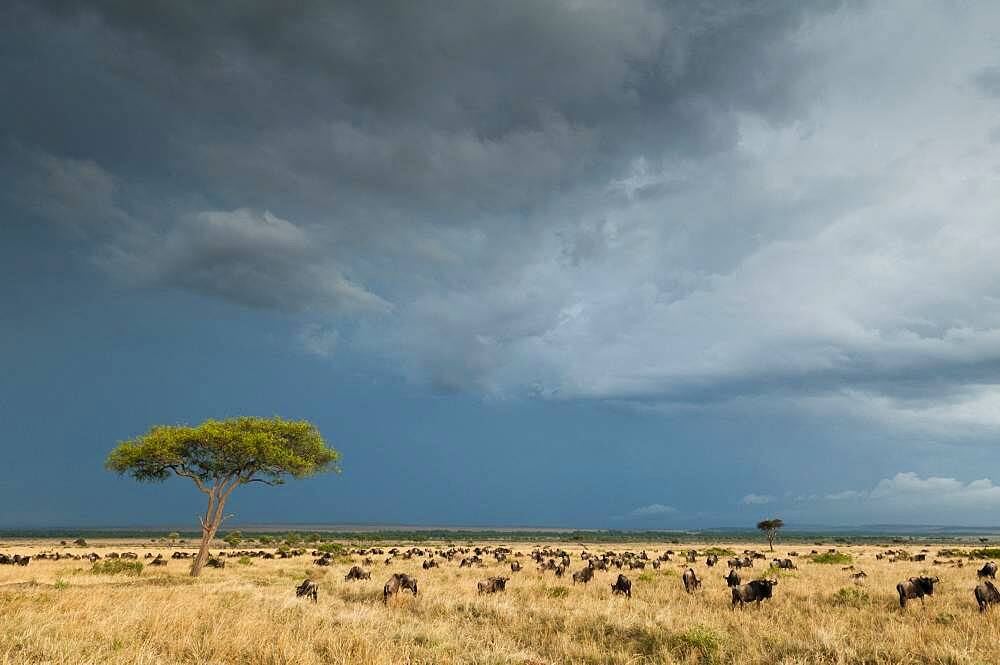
896, 576, 938, 609
977, 562, 998, 579
422, 559, 437, 570
13, 555, 30, 567
610, 573, 631, 598
554, 564, 566, 578
724, 569, 741, 587
682, 568, 702, 593
975, 580, 1000, 612
572, 567, 594, 585
149, 555, 167, 566
383, 573, 418, 603
706, 554, 718, 567
510, 561, 522, 573
296, 579, 318, 603
477, 576, 509, 594
206, 557, 225, 569
772, 558, 796, 570
732, 579, 778, 608
851, 571, 867, 582
345, 565, 371, 581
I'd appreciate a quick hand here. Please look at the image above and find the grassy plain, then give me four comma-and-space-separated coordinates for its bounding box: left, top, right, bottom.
1, 539, 999, 664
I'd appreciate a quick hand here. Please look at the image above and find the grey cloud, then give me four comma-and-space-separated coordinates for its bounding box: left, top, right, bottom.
6, 0, 1000, 434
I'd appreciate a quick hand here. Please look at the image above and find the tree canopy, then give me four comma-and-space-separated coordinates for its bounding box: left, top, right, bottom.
106, 416, 340, 575
756, 518, 785, 551
106, 416, 339, 488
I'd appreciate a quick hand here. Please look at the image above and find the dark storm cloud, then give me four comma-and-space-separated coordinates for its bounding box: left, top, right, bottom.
5, 0, 1000, 438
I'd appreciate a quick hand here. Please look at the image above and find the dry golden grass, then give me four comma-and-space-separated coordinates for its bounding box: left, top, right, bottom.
1, 539, 999, 664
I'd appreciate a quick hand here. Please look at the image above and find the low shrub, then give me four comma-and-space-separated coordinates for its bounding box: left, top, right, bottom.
832, 586, 869, 608
91, 559, 143, 576
810, 552, 852, 565
670, 625, 721, 662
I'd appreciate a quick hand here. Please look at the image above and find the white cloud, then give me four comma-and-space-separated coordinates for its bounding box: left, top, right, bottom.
740, 494, 773, 506
627, 503, 678, 518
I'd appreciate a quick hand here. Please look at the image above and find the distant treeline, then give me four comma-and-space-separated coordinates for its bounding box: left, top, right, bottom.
0, 527, 994, 545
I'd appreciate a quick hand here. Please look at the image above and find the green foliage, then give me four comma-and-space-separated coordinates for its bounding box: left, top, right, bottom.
669, 625, 721, 662
317, 542, 346, 555
91, 559, 143, 576
238, 557, 252, 566
810, 552, 853, 565
284, 532, 302, 546
258, 535, 273, 545
223, 531, 242, 547
832, 586, 869, 608
306, 532, 322, 543
935, 612, 957, 625
105, 416, 340, 487
167, 532, 180, 541
703, 547, 736, 557
546, 586, 569, 598
54, 579, 70, 590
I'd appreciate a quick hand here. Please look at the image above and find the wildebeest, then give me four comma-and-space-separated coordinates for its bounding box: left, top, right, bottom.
295, 579, 318, 603
383, 573, 418, 603
896, 576, 938, 609
851, 571, 867, 583
422, 559, 437, 569
611, 573, 631, 598
149, 555, 167, 566
706, 554, 718, 567
977, 562, 997, 579
345, 565, 371, 581
477, 576, 509, 594
724, 569, 741, 587
206, 557, 225, 569
572, 567, 594, 585
510, 560, 522, 573
682, 568, 702, 593
975, 580, 1000, 612
732, 579, 778, 608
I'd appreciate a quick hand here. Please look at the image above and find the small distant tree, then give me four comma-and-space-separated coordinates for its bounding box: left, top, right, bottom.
259, 535, 273, 546
223, 531, 242, 548
167, 532, 180, 543
73, 538, 88, 547
757, 518, 785, 551
306, 532, 322, 543
106, 416, 340, 577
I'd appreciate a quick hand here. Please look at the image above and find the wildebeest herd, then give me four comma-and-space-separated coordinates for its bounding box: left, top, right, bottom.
6, 543, 1000, 614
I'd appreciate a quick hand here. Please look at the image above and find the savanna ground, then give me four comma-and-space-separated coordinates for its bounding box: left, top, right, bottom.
2, 538, 1000, 664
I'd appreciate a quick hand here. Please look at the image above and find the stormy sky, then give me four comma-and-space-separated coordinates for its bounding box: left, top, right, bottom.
3, 1, 1000, 529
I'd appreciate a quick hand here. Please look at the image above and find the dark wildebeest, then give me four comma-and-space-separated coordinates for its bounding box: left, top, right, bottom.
706, 554, 718, 567
477, 576, 509, 594
772, 558, 796, 570
611, 573, 632, 598
724, 569, 741, 587
682, 568, 702, 593
295, 579, 318, 603
732, 579, 778, 608
345, 565, 372, 581
975, 580, 1000, 612
851, 571, 867, 582
572, 567, 594, 585
149, 555, 167, 566
896, 576, 938, 609
977, 562, 998, 579
383, 573, 418, 603
206, 557, 225, 569
13, 555, 30, 567
510, 560, 522, 573
422, 559, 437, 570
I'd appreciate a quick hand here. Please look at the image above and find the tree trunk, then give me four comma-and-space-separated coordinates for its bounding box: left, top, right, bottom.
190, 490, 227, 577
768, 534, 774, 552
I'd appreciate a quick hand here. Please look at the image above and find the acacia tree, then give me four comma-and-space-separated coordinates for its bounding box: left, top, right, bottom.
106, 416, 340, 576
756, 518, 785, 552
